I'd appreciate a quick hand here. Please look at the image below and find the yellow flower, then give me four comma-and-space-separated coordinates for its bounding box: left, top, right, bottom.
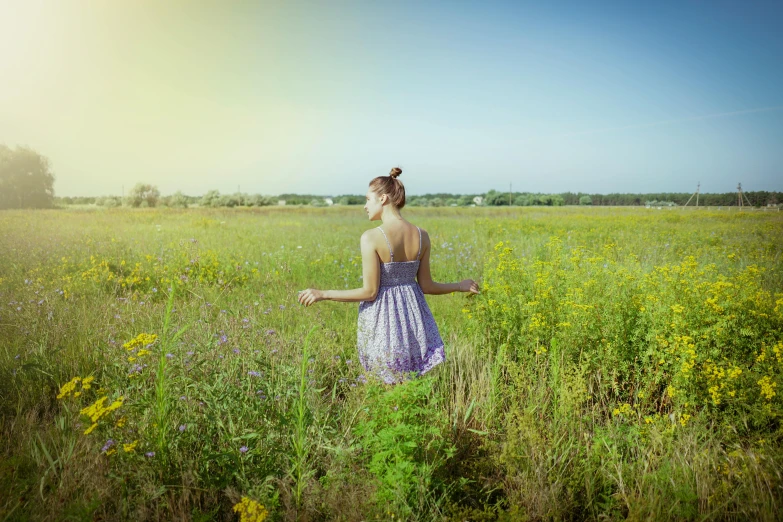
679, 413, 691, 426
758, 376, 777, 400
79, 396, 123, 426
57, 377, 81, 399
84, 422, 99, 435
123, 440, 138, 453
123, 333, 158, 351
233, 497, 268, 522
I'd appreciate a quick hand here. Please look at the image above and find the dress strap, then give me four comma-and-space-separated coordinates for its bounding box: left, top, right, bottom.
416, 226, 422, 260
377, 226, 393, 262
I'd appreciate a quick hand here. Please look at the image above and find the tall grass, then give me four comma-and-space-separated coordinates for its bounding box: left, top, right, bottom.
0, 206, 781, 520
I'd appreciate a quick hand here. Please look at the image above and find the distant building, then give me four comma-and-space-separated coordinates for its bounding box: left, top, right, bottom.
473, 196, 484, 206
278, 200, 286, 206
324, 198, 333, 206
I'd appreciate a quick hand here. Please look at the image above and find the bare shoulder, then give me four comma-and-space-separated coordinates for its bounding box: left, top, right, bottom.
361, 228, 380, 240
416, 226, 431, 248
360, 228, 381, 248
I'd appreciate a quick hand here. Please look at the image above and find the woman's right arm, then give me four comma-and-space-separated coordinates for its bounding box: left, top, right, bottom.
416, 231, 479, 295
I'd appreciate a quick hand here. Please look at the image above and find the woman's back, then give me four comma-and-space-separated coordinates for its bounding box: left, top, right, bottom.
373, 220, 425, 264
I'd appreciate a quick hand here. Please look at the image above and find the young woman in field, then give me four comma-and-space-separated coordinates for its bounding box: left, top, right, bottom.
297, 167, 480, 384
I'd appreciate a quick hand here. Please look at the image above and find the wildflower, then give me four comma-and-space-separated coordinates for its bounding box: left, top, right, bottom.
758, 376, 777, 400
233, 348, 240, 355
239, 445, 248, 454
233, 497, 268, 522
166, 353, 174, 359
57, 377, 82, 399
265, 329, 276, 336
115, 416, 127, 428
179, 424, 186, 432
145, 451, 155, 458
123, 440, 138, 453
123, 333, 158, 351
248, 371, 262, 378
101, 439, 115, 453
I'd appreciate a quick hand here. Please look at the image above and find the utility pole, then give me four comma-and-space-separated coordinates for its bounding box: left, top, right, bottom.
738, 183, 743, 210
509, 182, 512, 206
683, 182, 701, 208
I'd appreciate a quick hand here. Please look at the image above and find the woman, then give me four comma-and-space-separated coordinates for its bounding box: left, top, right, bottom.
297, 167, 480, 384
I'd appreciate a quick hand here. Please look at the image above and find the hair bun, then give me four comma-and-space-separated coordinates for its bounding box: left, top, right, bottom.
389, 167, 402, 179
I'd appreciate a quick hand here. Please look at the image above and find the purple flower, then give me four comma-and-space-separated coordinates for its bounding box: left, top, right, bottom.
218, 334, 228, 345
270, 349, 278, 354
279, 305, 286, 310
242, 318, 250, 323
179, 424, 186, 432
179, 396, 187, 401
346, 359, 352, 365
239, 445, 248, 454
266, 329, 276, 336
166, 353, 174, 359
233, 348, 240, 355
248, 370, 262, 378
101, 439, 115, 453
186, 351, 194, 356
220, 309, 227, 314
145, 452, 155, 458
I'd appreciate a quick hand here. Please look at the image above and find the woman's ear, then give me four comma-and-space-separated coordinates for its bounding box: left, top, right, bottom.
380, 194, 388, 205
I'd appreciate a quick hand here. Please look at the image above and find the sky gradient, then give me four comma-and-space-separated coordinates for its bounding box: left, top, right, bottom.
1, 0, 782, 197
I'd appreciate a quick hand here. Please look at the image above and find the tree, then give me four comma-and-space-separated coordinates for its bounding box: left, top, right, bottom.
167, 191, 189, 208
579, 195, 593, 205
124, 183, 160, 208
0, 144, 56, 209
200, 190, 222, 207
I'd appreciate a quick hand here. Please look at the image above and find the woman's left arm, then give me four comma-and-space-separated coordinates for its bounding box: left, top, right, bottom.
298, 230, 380, 306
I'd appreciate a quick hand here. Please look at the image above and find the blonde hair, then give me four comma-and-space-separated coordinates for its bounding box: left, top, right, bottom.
369, 167, 405, 209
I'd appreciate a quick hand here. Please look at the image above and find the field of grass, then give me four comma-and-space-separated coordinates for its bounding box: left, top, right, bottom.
1, 206, 782, 521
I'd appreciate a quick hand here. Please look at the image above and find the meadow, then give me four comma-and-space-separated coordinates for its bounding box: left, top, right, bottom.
0, 205, 781, 521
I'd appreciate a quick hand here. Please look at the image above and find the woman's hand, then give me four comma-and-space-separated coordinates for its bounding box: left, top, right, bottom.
458, 279, 480, 294
298, 288, 326, 307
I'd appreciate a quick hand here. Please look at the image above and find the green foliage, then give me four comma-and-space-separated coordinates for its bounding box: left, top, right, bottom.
124, 183, 160, 208
0, 144, 56, 209
353, 377, 455, 517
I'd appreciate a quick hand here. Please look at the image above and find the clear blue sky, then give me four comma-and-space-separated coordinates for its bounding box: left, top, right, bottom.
1, 0, 781, 196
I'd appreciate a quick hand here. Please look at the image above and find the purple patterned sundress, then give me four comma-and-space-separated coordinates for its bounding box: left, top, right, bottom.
357, 225, 445, 384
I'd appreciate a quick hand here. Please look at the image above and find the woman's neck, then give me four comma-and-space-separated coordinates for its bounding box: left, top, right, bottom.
380, 205, 403, 224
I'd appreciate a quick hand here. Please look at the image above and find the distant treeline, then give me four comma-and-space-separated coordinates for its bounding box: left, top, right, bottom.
54, 189, 782, 209
3, 144, 781, 209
